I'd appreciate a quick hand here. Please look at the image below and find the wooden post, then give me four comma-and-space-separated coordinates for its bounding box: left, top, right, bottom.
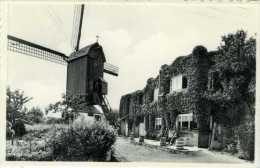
11, 135, 14, 146
29, 139, 32, 153
209, 122, 216, 150
144, 116, 146, 131
11, 129, 15, 145
148, 114, 152, 131
176, 116, 179, 131
44, 138, 47, 151
180, 116, 183, 130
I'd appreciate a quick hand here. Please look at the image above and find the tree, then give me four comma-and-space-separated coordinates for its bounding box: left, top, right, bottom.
45, 94, 91, 123
27, 107, 44, 124
6, 87, 32, 140
206, 30, 255, 126
106, 109, 119, 128
206, 30, 255, 160
6, 87, 32, 126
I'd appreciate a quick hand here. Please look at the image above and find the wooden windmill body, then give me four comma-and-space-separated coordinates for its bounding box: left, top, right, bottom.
67, 42, 111, 105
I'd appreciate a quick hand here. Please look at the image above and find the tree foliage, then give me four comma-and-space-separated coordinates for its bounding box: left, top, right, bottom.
45, 94, 91, 123
205, 30, 255, 160
6, 87, 32, 125
6, 87, 33, 138
206, 30, 255, 126
105, 109, 119, 128
27, 107, 44, 124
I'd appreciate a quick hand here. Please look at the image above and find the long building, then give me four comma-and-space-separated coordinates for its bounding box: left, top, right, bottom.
119, 44, 255, 150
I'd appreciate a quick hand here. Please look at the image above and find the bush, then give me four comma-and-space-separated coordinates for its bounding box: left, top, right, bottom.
237, 116, 254, 161
6, 122, 14, 140
6, 127, 12, 139
13, 121, 26, 137
45, 117, 64, 124
49, 125, 116, 161
6, 152, 52, 161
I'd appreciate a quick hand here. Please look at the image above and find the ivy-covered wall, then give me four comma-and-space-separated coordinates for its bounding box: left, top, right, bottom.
119, 45, 214, 142
119, 30, 255, 160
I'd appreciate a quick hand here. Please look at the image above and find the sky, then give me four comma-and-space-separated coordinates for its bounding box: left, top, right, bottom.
7, 3, 259, 114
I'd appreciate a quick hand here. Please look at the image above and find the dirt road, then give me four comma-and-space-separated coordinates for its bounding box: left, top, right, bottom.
114, 137, 249, 163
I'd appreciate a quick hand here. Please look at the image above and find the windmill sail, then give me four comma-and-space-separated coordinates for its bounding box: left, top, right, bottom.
8, 35, 119, 76
104, 62, 119, 76
7, 35, 68, 65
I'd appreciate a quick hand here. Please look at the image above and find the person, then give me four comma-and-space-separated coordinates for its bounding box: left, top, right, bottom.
7, 121, 15, 145
168, 129, 173, 142
168, 125, 179, 145
170, 130, 177, 145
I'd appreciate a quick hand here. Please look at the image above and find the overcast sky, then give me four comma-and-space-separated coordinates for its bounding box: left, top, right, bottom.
7, 3, 259, 113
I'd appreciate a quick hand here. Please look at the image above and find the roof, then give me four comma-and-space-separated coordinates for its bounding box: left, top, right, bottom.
68, 42, 106, 62
121, 90, 143, 99
93, 105, 104, 114
76, 105, 104, 114
170, 55, 191, 67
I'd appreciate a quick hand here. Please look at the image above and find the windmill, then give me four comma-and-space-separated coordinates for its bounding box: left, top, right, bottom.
7, 4, 119, 117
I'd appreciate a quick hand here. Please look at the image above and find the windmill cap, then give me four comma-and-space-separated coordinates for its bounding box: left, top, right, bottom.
68, 42, 106, 62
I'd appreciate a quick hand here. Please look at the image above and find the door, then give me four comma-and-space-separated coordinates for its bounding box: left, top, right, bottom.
125, 122, 128, 136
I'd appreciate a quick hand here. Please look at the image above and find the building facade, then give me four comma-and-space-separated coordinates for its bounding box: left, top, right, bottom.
119, 44, 254, 149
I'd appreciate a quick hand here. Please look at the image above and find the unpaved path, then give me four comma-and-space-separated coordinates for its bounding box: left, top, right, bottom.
114, 137, 249, 163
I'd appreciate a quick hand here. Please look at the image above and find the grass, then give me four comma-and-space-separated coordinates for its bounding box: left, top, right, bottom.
6, 123, 67, 161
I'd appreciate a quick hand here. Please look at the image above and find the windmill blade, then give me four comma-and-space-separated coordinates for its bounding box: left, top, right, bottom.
71, 4, 85, 52
7, 35, 68, 65
104, 62, 119, 76
71, 4, 81, 51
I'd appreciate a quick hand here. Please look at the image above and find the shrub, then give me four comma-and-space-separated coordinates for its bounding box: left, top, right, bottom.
6, 127, 12, 139
13, 121, 26, 137
45, 117, 64, 124
6, 152, 53, 161
6, 122, 14, 140
49, 125, 116, 161
237, 116, 255, 161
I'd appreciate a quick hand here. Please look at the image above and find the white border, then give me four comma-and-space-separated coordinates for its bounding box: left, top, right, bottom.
0, 0, 8, 164
0, 1, 259, 168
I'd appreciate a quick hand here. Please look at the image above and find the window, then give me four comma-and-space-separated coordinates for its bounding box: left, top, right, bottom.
182, 76, 188, 89
190, 121, 198, 130
155, 117, 162, 130
170, 74, 183, 92
177, 113, 194, 130
180, 121, 189, 129
153, 88, 159, 102
94, 114, 101, 122
88, 112, 94, 116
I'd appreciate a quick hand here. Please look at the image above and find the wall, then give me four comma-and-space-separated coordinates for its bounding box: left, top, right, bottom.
67, 56, 88, 96
119, 45, 213, 143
